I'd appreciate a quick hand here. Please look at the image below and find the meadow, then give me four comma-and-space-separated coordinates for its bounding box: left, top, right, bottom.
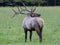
0, 6, 60, 45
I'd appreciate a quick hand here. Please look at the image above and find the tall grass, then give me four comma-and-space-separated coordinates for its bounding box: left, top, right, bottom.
0, 7, 60, 45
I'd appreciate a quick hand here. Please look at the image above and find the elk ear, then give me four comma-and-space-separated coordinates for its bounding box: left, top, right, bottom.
35, 13, 41, 17
38, 14, 41, 17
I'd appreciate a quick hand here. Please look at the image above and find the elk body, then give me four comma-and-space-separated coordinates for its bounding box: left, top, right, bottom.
12, 2, 44, 42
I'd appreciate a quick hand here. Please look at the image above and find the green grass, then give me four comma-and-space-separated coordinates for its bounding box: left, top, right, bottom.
0, 7, 60, 45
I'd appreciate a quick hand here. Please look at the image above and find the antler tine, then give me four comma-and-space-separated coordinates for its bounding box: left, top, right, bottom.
17, 6, 30, 15
22, 2, 31, 12
12, 9, 19, 14
12, 14, 16, 18
12, 9, 19, 18
33, 6, 36, 12
18, 6, 28, 14
18, 6, 25, 12
30, 6, 36, 14
17, 6, 22, 13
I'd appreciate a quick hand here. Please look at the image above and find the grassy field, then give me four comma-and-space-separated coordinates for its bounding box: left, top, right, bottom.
0, 6, 60, 45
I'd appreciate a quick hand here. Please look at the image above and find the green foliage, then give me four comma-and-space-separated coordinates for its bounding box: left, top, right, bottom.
0, 7, 60, 45
14, 0, 21, 2
0, 0, 43, 4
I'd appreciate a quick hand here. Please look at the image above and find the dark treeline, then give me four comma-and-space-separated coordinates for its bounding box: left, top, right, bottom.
0, 0, 60, 6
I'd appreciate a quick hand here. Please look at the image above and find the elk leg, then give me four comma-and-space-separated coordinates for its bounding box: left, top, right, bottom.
35, 26, 42, 42
24, 29, 27, 42
36, 30, 41, 42
40, 29, 42, 42
29, 31, 32, 41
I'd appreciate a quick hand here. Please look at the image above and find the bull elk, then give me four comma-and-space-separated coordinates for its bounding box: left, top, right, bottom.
12, 2, 44, 42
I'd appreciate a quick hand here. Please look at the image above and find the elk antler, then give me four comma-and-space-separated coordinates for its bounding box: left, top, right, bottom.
12, 8, 19, 17
12, 2, 36, 18
12, 6, 29, 18
30, 6, 36, 13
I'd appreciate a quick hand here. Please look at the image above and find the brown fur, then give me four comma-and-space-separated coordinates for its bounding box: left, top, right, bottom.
23, 16, 44, 42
